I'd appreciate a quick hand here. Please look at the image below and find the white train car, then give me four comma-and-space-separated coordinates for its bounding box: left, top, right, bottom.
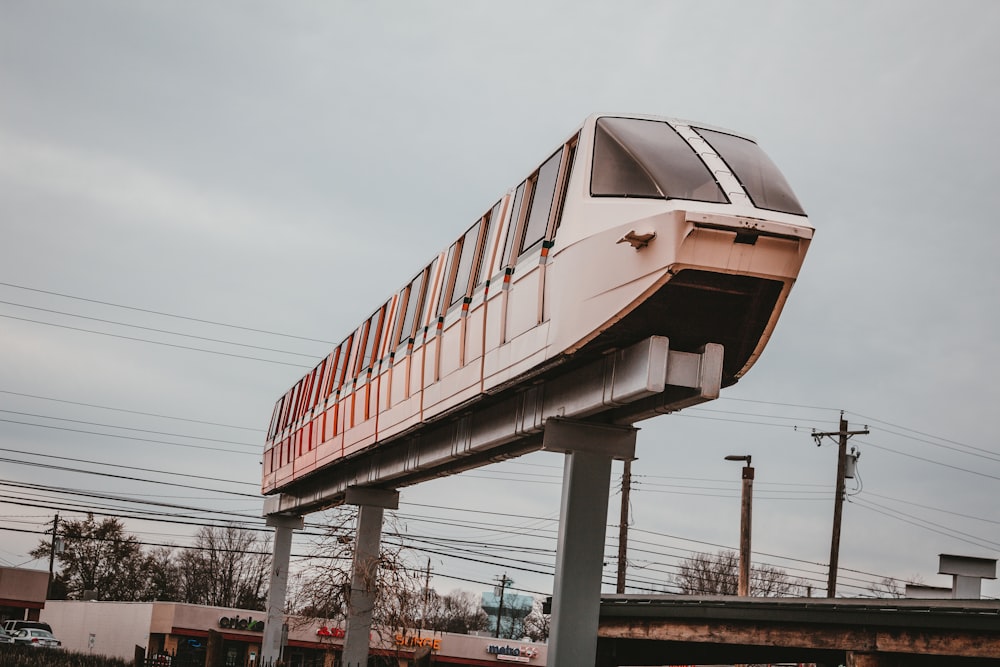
262, 113, 813, 494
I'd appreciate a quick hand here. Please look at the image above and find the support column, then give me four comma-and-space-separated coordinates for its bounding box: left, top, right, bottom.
342, 486, 399, 667
262, 513, 304, 667
543, 419, 637, 667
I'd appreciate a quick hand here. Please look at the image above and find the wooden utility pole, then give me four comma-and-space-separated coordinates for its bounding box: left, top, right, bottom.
616, 459, 631, 594
813, 413, 868, 597
494, 573, 511, 638
420, 557, 431, 632
725, 455, 753, 596
738, 462, 754, 596
47, 513, 59, 599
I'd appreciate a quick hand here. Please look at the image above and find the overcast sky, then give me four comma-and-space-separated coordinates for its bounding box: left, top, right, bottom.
2, 0, 999, 603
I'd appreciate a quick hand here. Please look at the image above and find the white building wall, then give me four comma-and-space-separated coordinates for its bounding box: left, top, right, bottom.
41, 600, 154, 659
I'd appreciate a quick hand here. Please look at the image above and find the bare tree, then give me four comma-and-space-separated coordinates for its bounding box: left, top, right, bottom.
868, 574, 924, 598
522, 597, 550, 642
423, 589, 489, 634
144, 546, 182, 601
674, 550, 805, 597
177, 524, 271, 609
290, 507, 423, 637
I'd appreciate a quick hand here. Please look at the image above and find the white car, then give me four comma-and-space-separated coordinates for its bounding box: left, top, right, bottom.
12, 628, 62, 648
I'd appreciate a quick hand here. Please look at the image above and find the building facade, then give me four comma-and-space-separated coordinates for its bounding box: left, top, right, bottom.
41, 600, 548, 667
0, 566, 48, 623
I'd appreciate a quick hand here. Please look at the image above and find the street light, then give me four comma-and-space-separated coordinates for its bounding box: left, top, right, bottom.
725, 455, 754, 596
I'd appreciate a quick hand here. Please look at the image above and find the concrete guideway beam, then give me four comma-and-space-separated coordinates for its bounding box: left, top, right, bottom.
264, 337, 724, 518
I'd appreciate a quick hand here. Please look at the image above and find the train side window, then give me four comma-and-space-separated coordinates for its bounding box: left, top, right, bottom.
308, 361, 325, 411
344, 329, 362, 382
298, 368, 316, 419
474, 201, 502, 289
437, 241, 460, 318
288, 381, 303, 423
268, 399, 283, 440
398, 269, 427, 346
335, 336, 352, 391
552, 140, 577, 233
591, 116, 728, 203
359, 306, 385, 373
317, 355, 333, 401
354, 321, 371, 378
392, 286, 409, 350
323, 343, 344, 396
519, 149, 562, 256
450, 219, 483, 308
374, 301, 391, 363
499, 181, 527, 270
279, 388, 294, 432
420, 256, 441, 336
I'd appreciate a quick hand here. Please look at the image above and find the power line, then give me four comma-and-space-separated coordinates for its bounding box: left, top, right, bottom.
0, 280, 336, 344
0, 389, 262, 432
0, 408, 260, 447
0, 416, 260, 455
0, 455, 259, 498
0, 313, 312, 368
0, 299, 322, 359
0, 446, 258, 488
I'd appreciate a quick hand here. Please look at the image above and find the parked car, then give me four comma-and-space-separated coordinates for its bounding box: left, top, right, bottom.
0, 628, 15, 644
2, 620, 53, 635
12, 628, 62, 648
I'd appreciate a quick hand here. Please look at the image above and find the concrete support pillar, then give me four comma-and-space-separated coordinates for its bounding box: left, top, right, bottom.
342, 487, 399, 667
543, 419, 637, 667
261, 513, 304, 666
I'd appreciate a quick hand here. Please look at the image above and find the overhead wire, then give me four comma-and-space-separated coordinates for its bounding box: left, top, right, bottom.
0, 280, 336, 345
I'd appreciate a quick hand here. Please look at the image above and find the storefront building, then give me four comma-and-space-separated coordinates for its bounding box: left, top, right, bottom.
0, 566, 48, 623
41, 601, 548, 667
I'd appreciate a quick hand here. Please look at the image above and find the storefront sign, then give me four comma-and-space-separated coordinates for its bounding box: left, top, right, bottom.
486, 644, 538, 662
218, 615, 264, 632
394, 634, 441, 650
316, 626, 346, 639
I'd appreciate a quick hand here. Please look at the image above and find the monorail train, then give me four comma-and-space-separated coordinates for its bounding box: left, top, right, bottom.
262, 113, 813, 495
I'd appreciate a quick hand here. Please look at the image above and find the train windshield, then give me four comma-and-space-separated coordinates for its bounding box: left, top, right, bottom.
695, 128, 806, 215
591, 117, 728, 203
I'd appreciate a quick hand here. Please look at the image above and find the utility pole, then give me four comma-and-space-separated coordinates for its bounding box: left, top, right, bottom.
47, 513, 59, 599
616, 459, 631, 594
494, 574, 511, 638
813, 413, 868, 597
420, 558, 431, 632
725, 456, 754, 596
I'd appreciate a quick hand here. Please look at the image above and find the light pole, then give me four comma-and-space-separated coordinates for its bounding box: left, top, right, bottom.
725, 455, 754, 596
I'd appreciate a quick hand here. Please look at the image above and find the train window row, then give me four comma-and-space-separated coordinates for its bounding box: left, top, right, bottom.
266, 134, 579, 445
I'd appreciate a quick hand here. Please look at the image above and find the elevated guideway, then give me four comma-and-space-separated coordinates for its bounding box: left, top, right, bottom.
263, 336, 723, 517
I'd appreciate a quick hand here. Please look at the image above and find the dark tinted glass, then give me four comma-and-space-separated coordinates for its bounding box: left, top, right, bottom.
499, 182, 526, 269
474, 202, 501, 288
591, 117, 727, 203
451, 220, 482, 307
420, 257, 440, 334
360, 308, 384, 371
398, 271, 425, 346
695, 128, 806, 215
520, 149, 562, 254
